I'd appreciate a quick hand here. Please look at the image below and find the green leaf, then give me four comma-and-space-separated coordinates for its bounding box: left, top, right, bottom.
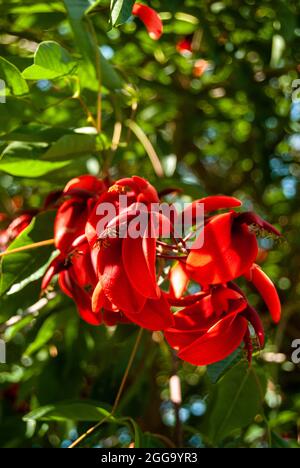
1, 124, 75, 143
0, 281, 42, 324
110, 0, 135, 27
203, 362, 267, 444
24, 401, 114, 422
0, 142, 71, 177
0, 211, 55, 297
43, 134, 97, 160
22, 41, 77, 80
0, 57, 29, 96
207, 348, 243, 383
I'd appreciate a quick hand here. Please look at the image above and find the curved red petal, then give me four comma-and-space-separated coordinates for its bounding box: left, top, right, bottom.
63, 175, 105, 197
99, 240, 146, 314
122, 235, 159, 299
248, 264, 281, 323
54, 198, 87, 252
59, 271, 102, 326
124, 293, 174, 331
187, 212, 258, 285
178, 314, 248, 366
184, 196, 242, 223
132, 3, 163, 40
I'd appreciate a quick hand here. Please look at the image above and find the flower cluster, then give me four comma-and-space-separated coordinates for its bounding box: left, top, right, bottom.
37, 175, 281, 366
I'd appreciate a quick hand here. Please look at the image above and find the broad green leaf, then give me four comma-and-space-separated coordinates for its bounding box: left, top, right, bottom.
0, 211, 55, 297
0, 142, 71, 177
203, 362, 267, 444
0, 281, 41, 324
0, 57, 29, 96
22, 41, 77, 80
110, 0, 135, 27
43, 134, 97, 160
207, 348, 243, 383
24, 401, 113, 422
1, 124, 74, 143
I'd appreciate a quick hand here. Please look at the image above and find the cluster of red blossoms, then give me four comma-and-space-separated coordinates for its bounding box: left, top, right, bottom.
13, 174, 280, 367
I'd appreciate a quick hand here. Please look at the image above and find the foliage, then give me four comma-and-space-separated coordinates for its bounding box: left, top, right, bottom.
0, 0, 300, 449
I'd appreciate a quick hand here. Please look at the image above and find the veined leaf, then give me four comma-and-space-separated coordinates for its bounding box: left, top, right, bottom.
43, 134, 97, 160
22, 41, 77, 80
0, 142, 71, 177
0, 211, 55, 297
207, 348, 243, 383
0, 57, 29, 96
203, 361, 267, 444
24, 401, 114, 422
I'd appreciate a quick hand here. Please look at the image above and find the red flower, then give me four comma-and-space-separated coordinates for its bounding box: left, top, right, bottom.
132, 3, 163, 40
40, 172, 281, 366
87, 176, 174, 330
0, 212, 36, 252
165, 285, 265, 366
186, 210, 280, 286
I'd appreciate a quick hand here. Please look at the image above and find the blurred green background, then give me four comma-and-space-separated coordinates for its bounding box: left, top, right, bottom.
0, 0, 300, 448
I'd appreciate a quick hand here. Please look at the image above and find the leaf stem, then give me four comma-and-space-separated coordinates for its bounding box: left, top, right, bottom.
68, 328, 143, 449
0, 239, 55, 258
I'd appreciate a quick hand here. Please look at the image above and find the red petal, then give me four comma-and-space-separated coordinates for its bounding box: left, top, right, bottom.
177, 313, 248, 366
98, 240, 146, 314
124, 293, 174, 330
59, 271, 102, 326
184, 196, 242, 223
247, 264, 281, 323
54, 198, 87, 252
63, 175, 105, 197
132, 3, 163, 40
187, 212, 258, 285
211, 285, 244, 314
41, 255, 66, 290
122, 234, 160, 299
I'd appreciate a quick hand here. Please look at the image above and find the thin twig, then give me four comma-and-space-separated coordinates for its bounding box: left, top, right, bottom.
0, 239, 55, 258
86, 17, 102, 133
69, 328, 144, 449
126, 120, 164, 178
76, 95, 97, 128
